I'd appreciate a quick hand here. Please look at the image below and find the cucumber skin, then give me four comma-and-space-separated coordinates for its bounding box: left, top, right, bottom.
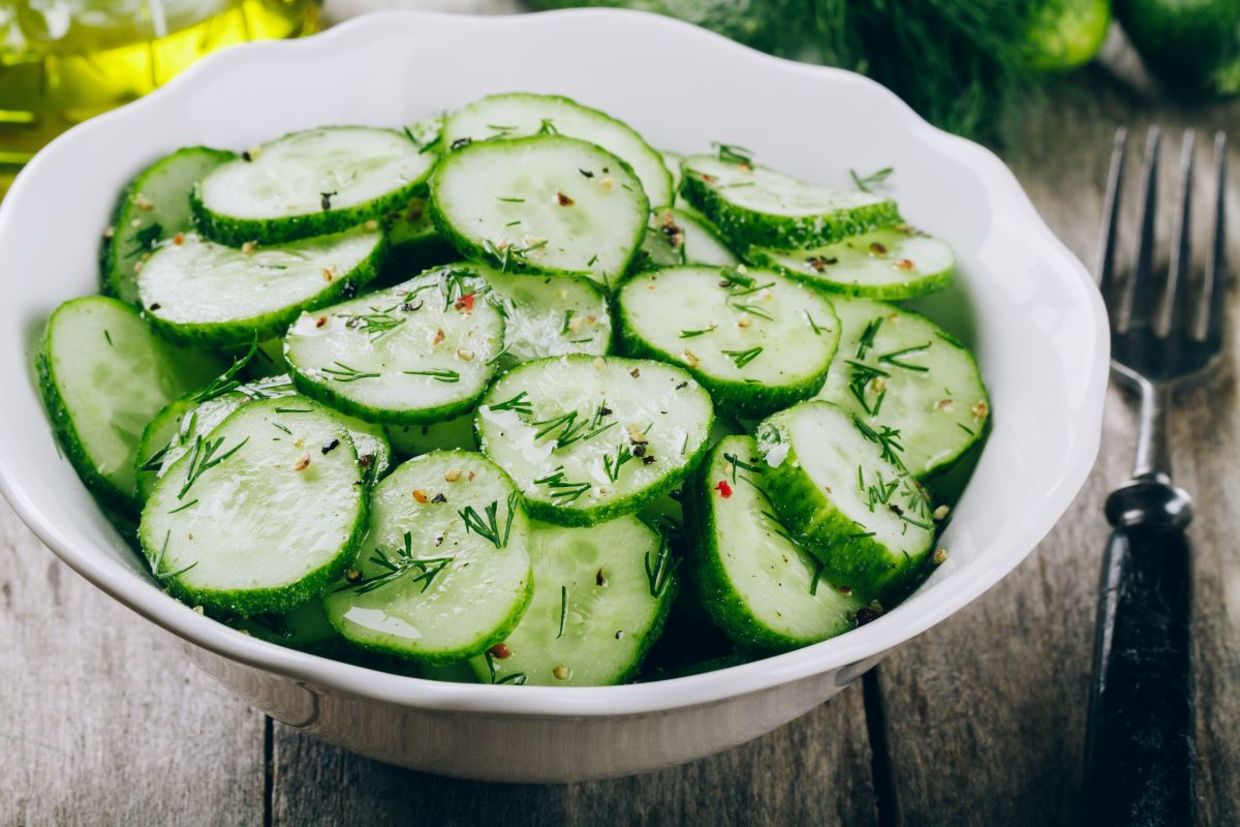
102, 147, 237, 304
745, 247, 954, 301
755, 410, 923, 603
192, 178, 420, 249
684, 443, 853, 652
140, 411, 370, 617
142, 232, 389, 348
615, 290, 834, 419
680, 170, 901, 250
475, 355, 716, 528
428, 136, 649, 288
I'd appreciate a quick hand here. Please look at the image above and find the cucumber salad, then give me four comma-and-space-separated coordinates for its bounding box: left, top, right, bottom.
39, 93, 990, 686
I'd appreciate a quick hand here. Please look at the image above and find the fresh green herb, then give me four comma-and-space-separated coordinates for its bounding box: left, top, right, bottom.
496, 196, 526, 203
272, 406, 311, 414
804, 311, 824, 336
713, 142, 754, 166
402, 368, 460, 383
722, 346, 763, 369
534, 467, 592, 503
128, 222, 163, 255
643, 537, 680, 598
342, 532, 453, 595
957, 423, 976, 436
103, 329, 113, 346
856, 317, 884, 359
167, 499, 198, 514
729, 302, 774, 321
557, 585, 568, 640
485, 652, 528, 685
458, 491, 518, 549
322, 361, 380, 383
561, 309, 575, 334
878, 343, 932, 372
586, 253, 599, 267
177, 435, 249, 499
489, 391, 533, 416
272, 422, 292, 436
138, 445, 170, 473
679, 325, 716, 339
345, 311, 406, 341
193, 337, 259, 403
723, 452, 763, 484
537, 118, 558, 135
850, 166, 894, 192
809, 559, 825, 596
150, 530, 198, 581
602, 442, 634, 483
846, 361, 890, 416
852, 417, 906, 468
531, 406, 615, 449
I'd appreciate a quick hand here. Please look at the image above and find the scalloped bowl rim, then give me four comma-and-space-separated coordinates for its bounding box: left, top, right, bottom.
0, 9, 1107, 718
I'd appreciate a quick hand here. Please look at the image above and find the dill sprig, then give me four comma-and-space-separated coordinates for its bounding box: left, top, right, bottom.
531, 403, 615, 448
846, 360, 890, 416
850, 166, 895, 192
177, 435, 248, 499
485, 652, 528, 685
534, 467, 592, 503
345, 311, 406, 340
489, 391, 534, 415
402, 368, 460, 383
602, 442, 634, 483
557, 585, 568, 639
713, 141, 754, 165
193, 337, 258, 403
342, 532, 453, 595
723, 452, 763, 484
458, 491, 519, 549
722, 346, 763, 369
322, 361, 380, 383
877, 343, 932, 372
856, 318, 884, 360
150, 530, 198, 581
643, 537, 680, 598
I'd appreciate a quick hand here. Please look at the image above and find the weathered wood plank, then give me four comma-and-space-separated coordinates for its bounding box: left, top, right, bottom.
875, 71, 1240, 825
270, 684, 876, 826
0, 497, 267, 826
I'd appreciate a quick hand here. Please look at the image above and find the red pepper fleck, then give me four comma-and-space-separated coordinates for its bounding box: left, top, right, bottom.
715, 480, 733, 498
489, 643, 512, 659
455, 293, 476, 312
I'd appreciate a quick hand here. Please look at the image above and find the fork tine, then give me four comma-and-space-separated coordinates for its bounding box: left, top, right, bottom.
1116, 127, 1162, 333
1154, 131, 1195, 337
1096, 127, 1128, 299
1192, 131, 1228, 344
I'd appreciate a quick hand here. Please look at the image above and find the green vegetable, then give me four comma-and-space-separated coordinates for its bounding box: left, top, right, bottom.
1117, 0, 1240, 97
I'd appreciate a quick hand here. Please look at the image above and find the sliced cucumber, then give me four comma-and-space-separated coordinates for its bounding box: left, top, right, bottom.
193, 126, 435, 245
748, 225, 955, 299
473, 261, 612, 366
135, 396, 197, 502
103, 146, 234, 304
387, 414, 478, 460
689, 435, 862, 651
383, 193, 455, 278
244, 339, 289, 379
471, 516, 676, 686
632, 207, 739, 272
443, 92, 673, 208
680, 155, 900, 249
817, 297, 990, 479
138, 397, 368, 614
323, 450, 533, 663
754, 400, 934, 602
617, 266, 840, 417
476, 355, 714, 526
137, 227, 385, 347
138, 374, 392, 501
39, 296, 225, 510
284, 267, 506, 424
430, 135, 648, 289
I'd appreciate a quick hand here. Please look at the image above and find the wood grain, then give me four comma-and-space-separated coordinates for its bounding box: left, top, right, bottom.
0, 496, 266, 826
874, 71, 1240, 826
270, 686, 877, 826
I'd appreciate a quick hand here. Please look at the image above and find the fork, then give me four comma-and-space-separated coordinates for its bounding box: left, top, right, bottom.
1082, 126, 1227, 825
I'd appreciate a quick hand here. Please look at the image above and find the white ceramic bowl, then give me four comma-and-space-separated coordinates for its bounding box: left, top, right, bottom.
0, 9, 1107, 782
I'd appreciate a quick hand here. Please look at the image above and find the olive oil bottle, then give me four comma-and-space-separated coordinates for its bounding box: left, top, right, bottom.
0, 1, 321, 198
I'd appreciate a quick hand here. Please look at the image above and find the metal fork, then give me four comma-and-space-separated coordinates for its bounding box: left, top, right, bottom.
1082, 126, 1227, 825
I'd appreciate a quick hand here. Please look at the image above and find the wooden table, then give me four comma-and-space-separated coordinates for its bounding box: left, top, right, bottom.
2, 21, 1238, 827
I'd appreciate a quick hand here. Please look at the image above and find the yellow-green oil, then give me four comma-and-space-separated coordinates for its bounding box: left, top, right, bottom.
0, 1, 321, 197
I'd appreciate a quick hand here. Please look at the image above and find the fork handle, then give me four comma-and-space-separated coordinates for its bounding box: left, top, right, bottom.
1084, 484, 1196, 825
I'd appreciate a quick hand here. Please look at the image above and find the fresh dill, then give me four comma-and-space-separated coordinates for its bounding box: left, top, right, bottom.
602, 442, 634, 483
489, 391, 534, 416
458, 491, 519, 549
557, 585, 568, 639
643, 537, 680, 598
850, 166, 894, 192
322, 361, 380, 383
104, 329, 113, 346
722, 346, 763, 369
150, 529, 198, 581
177, 435, 249, 499
193, 336, 258, 403
804, 311, 824, 336
713, 141, 754, 166
485, 652, 528, 685
809, 559, 825, 596
856, 317, 884, 359
533, 467, 592, 503
723, 452, 763, 484
679, 325, 716, 339
877, 343, 932, 372
403, 368, 460, 383
341, 532, 453, 595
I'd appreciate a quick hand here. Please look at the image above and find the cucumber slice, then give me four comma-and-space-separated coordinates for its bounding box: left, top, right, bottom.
243, 339, 289, 379
817, 297, 990, 479
39, 296, 225, 510
230, 598, 345, 654
443, 92, 673, 208
387, 414, 478, 459
662, 151, 683, 201
134, 396, 196, 503
138, 375, 392, 501
754, 400, 935, 601
138, 397, 368, 614
471, 516, 676, 686
430, 135, 648, 289
689, 435, 863, 651
193, 126, 435, 245
473, 261, 612, 366
632, 207, 739, 272
617, 266, 840, 417
476, 355, 714, 526
323, 450, 533, 663
137, 227, 386, 347
680, 155, 900, 249
383, 193, 455, 278
748, 225, 955, 300
103, 146, 234, 304
284, 267, 506, 424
